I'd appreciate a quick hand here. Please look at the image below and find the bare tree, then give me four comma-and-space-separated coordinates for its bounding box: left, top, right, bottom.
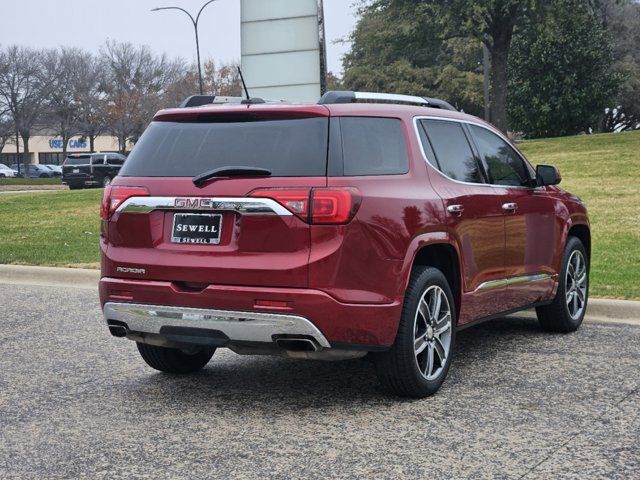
163, 59, 241, 107
102, 41, 185, 153
41, 47, 89, 159
76, 54, 108, 152
0, 45, 50, 175
0, 112, 13, 154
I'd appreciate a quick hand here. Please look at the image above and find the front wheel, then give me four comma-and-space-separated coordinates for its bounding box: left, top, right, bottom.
536, 236, 589, 332
137, 342, 215, 374
374, 266, 456, 398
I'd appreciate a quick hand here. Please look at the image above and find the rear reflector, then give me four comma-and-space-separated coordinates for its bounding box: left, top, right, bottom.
101, 186, 150, 219
250, 187, 360, 225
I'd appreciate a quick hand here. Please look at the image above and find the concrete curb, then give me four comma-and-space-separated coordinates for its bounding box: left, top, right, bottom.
0, 264, 638, 325
0, 265, 99, 290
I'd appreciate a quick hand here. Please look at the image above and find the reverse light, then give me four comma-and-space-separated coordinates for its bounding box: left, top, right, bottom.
250, 187, 360, 225
101, 186, 150, 219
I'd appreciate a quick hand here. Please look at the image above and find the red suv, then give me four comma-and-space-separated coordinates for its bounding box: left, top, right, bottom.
99, 91, 590, 398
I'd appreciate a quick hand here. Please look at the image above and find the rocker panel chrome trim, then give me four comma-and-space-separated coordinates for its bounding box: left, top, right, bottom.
475, 273, 553, 292
103, 302, 331, 348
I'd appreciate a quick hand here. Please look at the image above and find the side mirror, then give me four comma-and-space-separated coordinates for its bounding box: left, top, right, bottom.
536, 164, 562, 186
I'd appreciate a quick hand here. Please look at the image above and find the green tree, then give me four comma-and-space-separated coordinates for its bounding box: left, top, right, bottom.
600, 0, 640, 131
342, 0, 484, 116
434, 0, 545, 132
508, 0, 618, 137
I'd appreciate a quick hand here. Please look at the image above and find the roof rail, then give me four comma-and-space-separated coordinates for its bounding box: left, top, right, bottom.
179, 95, 266, 108
318, 91, 457, 111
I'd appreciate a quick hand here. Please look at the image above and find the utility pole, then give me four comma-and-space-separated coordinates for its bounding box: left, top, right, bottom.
318, 0, 328, 95
151, 0, 219, 95
483, 44, 490, 121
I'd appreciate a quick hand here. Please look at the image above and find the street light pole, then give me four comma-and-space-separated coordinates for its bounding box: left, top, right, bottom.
151, 0, 218, 95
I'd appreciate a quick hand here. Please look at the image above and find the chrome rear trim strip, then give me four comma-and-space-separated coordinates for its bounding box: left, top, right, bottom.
116, 197, 293, 216
476, 273, 552, 291
103, 302, 330, 348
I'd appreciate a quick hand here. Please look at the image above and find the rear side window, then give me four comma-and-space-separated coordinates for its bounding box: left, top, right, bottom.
340, 117, 409, 176
120, 118, 328, 177
420, 120, 483, 184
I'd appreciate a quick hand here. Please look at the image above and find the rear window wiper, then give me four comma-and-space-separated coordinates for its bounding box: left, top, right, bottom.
192, 166, 272, 187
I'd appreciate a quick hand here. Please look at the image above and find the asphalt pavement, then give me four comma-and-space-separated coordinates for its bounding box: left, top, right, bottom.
1, 283, 638, 479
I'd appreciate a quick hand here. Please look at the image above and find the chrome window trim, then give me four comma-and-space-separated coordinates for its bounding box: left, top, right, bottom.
475, 273, 553, 292
116, 196, 293, 216
413, 116, 541, 191
103, 302, 330, 348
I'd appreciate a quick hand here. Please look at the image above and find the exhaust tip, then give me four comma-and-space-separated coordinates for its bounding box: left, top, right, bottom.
107, 321, 129, 338
275, 338, 319, 352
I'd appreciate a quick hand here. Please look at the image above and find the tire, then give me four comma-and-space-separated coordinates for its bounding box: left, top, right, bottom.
136, 342, 215, 374
68, 185, 81, 190
0, 174, 5, 178
374, 266, 456, 398
102, 176, 112, 187
536, 236, 589, 333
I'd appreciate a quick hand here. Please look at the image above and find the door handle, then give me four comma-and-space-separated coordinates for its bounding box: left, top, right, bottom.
502, 203, 518, 212
447, 204, 464, 216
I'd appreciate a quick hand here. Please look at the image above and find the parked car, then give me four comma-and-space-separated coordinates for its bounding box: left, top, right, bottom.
45, 165, 63, 176
0, 163, 17, 178
99, 92, 590, 398
10, 163, 57, 178
62, 153, 126, 189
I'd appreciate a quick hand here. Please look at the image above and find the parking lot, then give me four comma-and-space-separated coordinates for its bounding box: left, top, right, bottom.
1, 283, 638, 479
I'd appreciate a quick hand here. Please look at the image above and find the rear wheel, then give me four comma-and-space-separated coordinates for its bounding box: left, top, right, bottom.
536, 236, 588, 332
374, 266, 456, 398
136, 342, 215, 374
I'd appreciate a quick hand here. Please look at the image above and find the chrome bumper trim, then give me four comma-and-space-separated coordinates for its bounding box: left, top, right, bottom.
116, 197, 292, 216
103, 302, 330, 348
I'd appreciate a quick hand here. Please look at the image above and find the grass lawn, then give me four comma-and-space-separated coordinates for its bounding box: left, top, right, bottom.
519, 130, 640, 299
0, 189, 101, 268
0, 177, 62, 186
0, 130, 638, 299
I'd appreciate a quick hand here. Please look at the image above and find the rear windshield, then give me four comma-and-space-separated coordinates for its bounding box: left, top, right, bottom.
120, 118, 329, 177
64, 156, 92, 166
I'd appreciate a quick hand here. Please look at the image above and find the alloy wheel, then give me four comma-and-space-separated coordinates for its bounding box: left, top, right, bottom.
414, 285, 453, 380
566, 250, 587, 320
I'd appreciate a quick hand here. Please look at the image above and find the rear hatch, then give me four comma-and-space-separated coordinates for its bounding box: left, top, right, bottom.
102, 105, 338, 288
62, 155, 94, 181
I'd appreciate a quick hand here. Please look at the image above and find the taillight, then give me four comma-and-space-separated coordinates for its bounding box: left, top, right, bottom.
101, 186, 149, 220
250, 188, 311, 221
250, 188, 360, 224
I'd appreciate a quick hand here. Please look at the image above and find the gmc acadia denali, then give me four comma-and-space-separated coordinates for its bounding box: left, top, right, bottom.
100, 91, 590, 398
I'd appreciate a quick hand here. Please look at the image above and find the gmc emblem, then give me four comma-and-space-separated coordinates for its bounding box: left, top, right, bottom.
175, 198, 213, 209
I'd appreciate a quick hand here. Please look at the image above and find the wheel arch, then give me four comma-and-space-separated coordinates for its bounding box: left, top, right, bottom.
567, 223, 591, 262
404, 237, 462, 321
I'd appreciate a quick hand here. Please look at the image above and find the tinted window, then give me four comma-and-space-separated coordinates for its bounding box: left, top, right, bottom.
64, 155, 91, 166
120, 118, 328, 177
107, 156, 125, 166
340, 117, 409, 176
469, 125, 532, 187
421, 120, 483, 183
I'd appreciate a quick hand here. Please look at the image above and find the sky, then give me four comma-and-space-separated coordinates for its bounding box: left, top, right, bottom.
0, 0, 358, 75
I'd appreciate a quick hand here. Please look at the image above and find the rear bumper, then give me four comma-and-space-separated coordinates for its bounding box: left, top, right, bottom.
99, 277, 402, 347
104, 302, 330, 347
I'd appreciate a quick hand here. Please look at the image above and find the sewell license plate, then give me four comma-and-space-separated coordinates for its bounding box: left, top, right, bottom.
171, 213, 222, 245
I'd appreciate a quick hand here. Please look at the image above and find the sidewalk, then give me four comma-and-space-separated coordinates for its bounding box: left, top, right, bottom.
0, 264, 638, 325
